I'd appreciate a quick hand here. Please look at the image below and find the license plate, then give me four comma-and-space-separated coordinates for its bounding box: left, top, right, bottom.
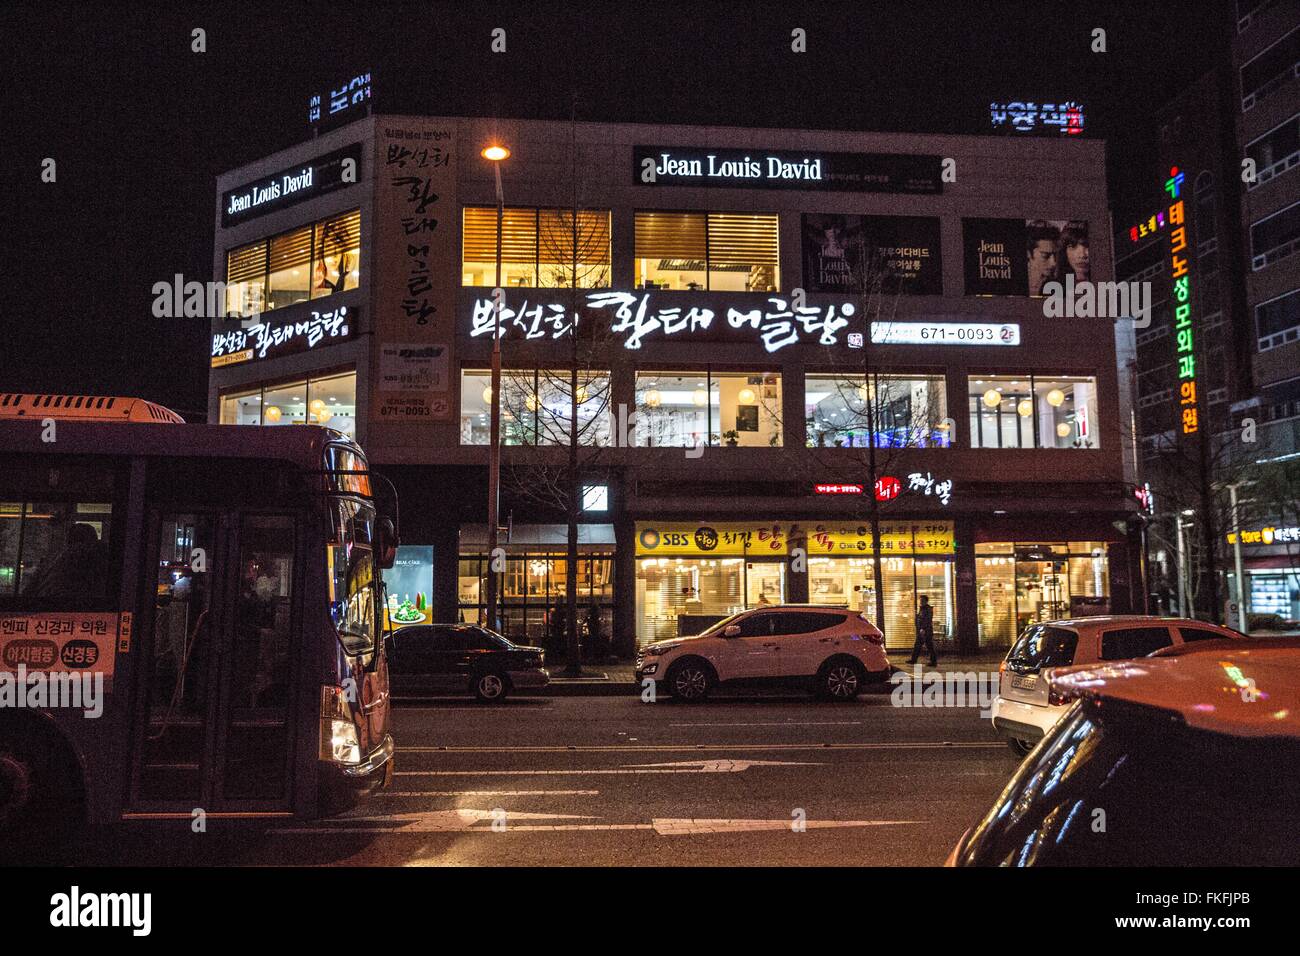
1011, 674, 1038, 690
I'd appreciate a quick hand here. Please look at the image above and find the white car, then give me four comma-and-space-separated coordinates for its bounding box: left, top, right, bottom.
991, 615, 1244, 755
634, 605, 890, 701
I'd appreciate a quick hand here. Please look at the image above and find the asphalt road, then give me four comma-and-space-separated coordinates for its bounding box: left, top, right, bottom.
57, 690, 1021, 866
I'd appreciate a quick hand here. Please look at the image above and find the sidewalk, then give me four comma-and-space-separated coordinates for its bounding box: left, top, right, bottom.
540, 652, 1008, 695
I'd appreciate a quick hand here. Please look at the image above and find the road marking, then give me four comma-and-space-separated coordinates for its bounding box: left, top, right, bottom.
621, 759, 820, 772
273, 810, 925, 836
374, 790, 601, 797
651, 818, 923, 836
668, 721, 863, 727
397, 741, 1002, 754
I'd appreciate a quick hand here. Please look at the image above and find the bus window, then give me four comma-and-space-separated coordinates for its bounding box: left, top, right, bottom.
225, 515, 296, 800
140, 513, 217, 802
329, 498, 377, 659
0, 501, 114, 610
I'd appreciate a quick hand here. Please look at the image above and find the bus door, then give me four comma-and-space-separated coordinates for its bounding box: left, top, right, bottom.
129, 510, 301, 816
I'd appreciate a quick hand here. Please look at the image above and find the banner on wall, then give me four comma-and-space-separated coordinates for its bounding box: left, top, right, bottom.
962, 218, 1091, 296
636, 523, 789, 557
805, 521, 955, 555
802, 214, 943, 295
371, 122, 457, 425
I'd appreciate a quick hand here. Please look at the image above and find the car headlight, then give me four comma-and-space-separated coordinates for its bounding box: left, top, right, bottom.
645, 643, 680, 657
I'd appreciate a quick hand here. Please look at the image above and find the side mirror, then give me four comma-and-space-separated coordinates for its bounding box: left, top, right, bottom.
723, 624, 741, 637
376, 516, 398, 569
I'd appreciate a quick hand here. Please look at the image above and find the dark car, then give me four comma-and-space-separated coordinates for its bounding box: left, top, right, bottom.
385, 624, 548, 702
949, 645, 1300, 865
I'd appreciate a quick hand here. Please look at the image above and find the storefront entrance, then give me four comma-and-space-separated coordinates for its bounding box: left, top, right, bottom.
808, 556, 954, 651
975, 541, 1110, 647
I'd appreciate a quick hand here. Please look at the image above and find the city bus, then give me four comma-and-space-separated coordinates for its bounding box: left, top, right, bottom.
0, 395, 398, 845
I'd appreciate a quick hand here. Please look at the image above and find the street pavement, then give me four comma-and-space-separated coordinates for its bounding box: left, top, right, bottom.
60, 692, 1021, 866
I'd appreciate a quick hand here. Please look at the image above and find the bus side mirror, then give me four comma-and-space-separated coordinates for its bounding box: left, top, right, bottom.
377, 516, 398, 569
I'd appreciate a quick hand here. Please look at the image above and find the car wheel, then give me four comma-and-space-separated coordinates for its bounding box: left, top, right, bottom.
1007, 738, 1034, 757
666, 659, 714, 701
472, 671, 510, 703
817, 659, 864, 701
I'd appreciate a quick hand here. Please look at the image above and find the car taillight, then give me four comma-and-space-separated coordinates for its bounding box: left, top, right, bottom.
1047, 686, 1076, 706
999, 660, 1007, 674
863, 632, 885, 646
320, 684, 361, 765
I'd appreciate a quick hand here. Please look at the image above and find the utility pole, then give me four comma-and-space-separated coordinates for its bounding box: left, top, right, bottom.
482, 142, 510, 632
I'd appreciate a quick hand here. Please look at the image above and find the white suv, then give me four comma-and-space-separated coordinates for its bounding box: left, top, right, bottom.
991, 615, 1244, 755
634, 605, 889, 701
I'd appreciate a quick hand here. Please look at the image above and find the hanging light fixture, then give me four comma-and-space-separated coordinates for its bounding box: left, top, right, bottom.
575, 385, 589, 403
1017, 398, 1033, 418
644, 389, 662, 408
482, 385, 493, 405
738, 387, 757, 405
982, 389, 1002, 408
692, 388, 708, 407
264, 406, 282, 423
525, 393, 539, 412
1056, 422, 1072, 438
309, 399, 326, 415
1047, 388, 1066, 407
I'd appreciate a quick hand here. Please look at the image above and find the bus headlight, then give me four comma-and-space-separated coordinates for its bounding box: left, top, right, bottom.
326, 719, 362, 765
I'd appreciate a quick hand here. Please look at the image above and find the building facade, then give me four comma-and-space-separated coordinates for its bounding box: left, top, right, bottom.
208, 115, 1141, 656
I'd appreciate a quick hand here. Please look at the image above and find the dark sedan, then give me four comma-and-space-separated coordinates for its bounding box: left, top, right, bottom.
385, 623, 548, 701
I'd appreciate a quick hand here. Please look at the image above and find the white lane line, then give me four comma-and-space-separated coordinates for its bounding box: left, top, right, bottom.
397, 742, 1002, 754
273, 813, 925, 836
374, 790, 600, 797
668, 721, 863, 727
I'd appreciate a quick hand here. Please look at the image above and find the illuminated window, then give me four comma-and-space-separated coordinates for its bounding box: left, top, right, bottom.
967, 375, 1100, 449
581, 485, 609, 512
634, 212, 779, 291
805, 373, 949, 448
460, 368, 611, 446
634, 370, 782, 447
218, 371, 357, 439
224, 210, 361, 318
462, 207, 611, 288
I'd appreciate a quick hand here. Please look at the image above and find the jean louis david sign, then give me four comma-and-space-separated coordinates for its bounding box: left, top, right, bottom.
635, 146, 943, 194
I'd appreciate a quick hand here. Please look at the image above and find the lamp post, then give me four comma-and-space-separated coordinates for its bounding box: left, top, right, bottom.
1228, 481, 1252, 633
482, 143, 510, 632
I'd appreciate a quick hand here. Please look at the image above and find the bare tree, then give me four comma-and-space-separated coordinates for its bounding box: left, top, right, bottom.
498, 96, 615, 672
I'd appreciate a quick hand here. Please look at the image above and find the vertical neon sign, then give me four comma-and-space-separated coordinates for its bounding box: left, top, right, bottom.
1165, 166, 1198, 436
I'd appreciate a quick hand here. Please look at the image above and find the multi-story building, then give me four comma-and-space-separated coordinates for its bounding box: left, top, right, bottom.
208, 114, 1141, 656
1116, 0, 1299, 621
1232, 0, 1300, 618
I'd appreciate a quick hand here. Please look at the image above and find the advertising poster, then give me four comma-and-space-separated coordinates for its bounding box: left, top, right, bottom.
371, 121, 458, 428
383, 545, 435, 629
1, 612, 122, 686
802, 214, 942, 294
963, 218, 1091, 296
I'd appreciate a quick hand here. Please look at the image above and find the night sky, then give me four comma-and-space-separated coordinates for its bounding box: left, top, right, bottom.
4, 1, 1230, 417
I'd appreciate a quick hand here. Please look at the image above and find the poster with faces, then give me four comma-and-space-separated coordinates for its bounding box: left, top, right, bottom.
962, 219, 1090, 296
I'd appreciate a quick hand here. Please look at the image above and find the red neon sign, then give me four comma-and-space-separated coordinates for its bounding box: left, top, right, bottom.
814, 483, 864, 495
874, 476, 902, 501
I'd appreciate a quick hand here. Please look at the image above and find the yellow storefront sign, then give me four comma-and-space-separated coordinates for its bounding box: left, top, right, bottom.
636, 522, 788, 556
635, 520, 955, 557
805, 521, 955, 556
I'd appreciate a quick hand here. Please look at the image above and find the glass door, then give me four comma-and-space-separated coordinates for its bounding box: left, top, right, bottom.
130, 510, 298, 813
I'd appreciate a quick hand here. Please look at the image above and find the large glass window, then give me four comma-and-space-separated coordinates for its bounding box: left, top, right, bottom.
976, 542, 1110, 647
635, 557, 785, 647
459, 368, 612, 446
459, 549, 614, 647
634, 212, 780, 291
808, 556, 954, 651
218, 371, 358, 438
634, 370, 782, 448
1239, 24, 1299, 110
461, 207, 611, 288
224, 210, 360, 317
1245, 114, 1300, 189
805, 373, 949, 448
0, 500, 115, 610
968, 374, 1100, 449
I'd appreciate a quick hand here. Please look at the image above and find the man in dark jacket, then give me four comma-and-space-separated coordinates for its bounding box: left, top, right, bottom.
908, 594, 938, 667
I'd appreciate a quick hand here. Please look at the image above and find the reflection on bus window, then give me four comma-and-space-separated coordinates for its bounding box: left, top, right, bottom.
0, 501, 114, 610
330, 498, 377, 657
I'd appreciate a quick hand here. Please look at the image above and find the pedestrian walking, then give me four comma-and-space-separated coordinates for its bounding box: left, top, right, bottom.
908, 594, 938, 667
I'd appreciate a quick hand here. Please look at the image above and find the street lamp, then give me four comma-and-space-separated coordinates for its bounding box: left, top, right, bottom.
482, 142, 510, 633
